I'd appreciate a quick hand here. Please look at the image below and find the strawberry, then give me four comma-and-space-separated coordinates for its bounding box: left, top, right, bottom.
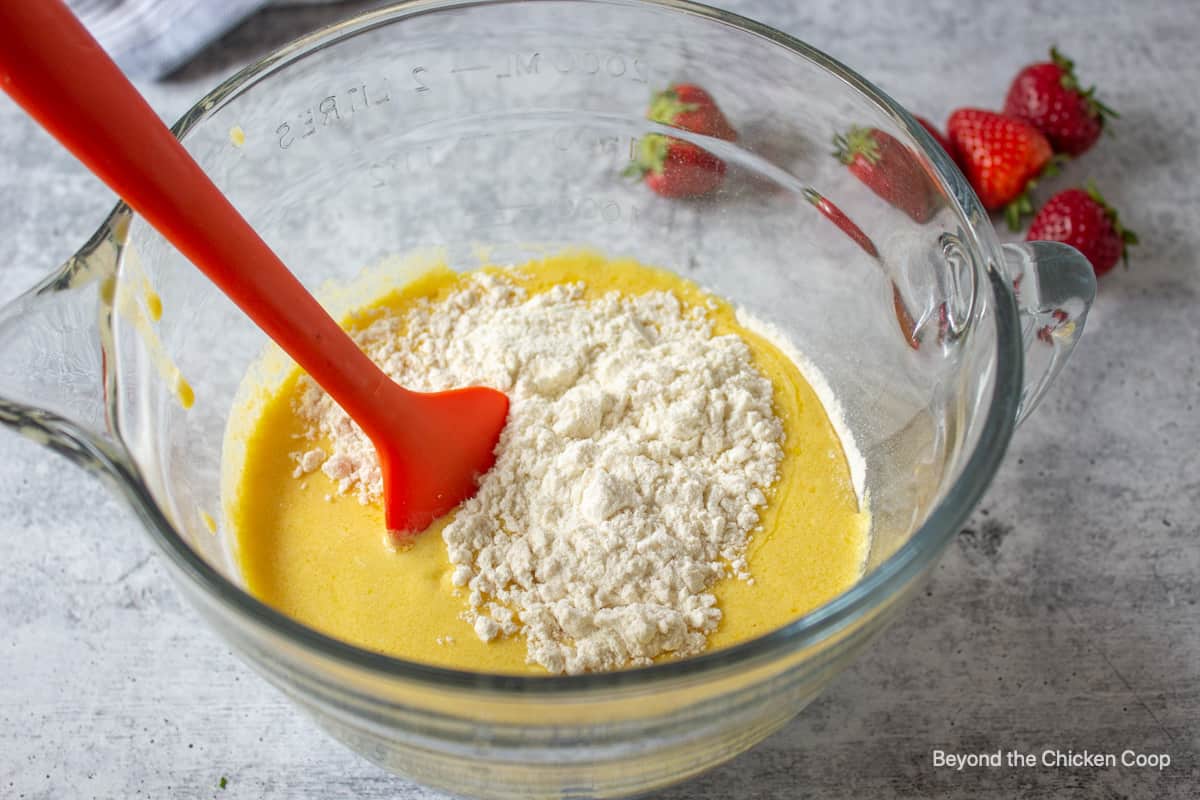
1004, 47, 1116, 157
946, 108, 1056, 229
632, 136, 727, 198
916, 116, 957, 164
651, 83, 737, 141
833, 126, 938, 223
1026, 184, 1138, 277
626, 83, 737, 198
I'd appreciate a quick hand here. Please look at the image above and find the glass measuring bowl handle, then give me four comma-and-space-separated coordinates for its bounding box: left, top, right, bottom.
1001, 240, 1098, 424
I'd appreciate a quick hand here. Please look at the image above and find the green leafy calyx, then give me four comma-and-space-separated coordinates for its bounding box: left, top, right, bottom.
1005, 155, 1068, 232
623, 133, 671, 179
648, 88, 700, 127
1050, 46, 1119, 123
832, 127, 881, 166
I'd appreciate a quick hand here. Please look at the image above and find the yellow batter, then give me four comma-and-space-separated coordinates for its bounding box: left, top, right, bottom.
228, 252, 869, 673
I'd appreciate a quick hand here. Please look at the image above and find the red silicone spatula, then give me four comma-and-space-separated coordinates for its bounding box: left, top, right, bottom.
0, 1, 509, 535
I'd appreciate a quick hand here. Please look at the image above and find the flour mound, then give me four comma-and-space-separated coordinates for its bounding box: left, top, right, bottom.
294, 271, 783, 674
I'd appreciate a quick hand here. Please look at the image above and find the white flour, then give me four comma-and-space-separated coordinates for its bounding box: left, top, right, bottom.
293, 271, 784, 674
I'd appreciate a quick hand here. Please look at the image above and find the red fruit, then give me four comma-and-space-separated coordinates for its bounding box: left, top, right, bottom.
1026, 184, 1138, 277
916, 116, 956, 163
627, 83, 737, 198
946, 108, 1055, 228
1004, 47, 1116, 157
638, 138, 727, 198
652, 83, 737, 141
834, 126, 938, 223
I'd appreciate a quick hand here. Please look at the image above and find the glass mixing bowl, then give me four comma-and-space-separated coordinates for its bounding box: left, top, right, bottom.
0, 1, 1095, 797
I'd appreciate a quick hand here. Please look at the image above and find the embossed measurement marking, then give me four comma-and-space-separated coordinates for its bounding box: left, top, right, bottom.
495, 49, 649, 82
272, 51, 653, 151
276, 79, 395, 150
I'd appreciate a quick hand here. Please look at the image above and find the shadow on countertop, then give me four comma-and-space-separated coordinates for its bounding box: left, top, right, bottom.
164, 1, 386, 83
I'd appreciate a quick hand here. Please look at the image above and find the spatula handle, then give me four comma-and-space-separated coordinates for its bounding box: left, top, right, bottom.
0, 0, 406, 434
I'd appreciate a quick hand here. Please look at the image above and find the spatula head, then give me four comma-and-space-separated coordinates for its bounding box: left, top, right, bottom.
373, 383, 509, 536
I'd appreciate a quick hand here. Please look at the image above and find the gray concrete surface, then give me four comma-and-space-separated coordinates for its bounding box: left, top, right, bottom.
1, 1, 1197, 798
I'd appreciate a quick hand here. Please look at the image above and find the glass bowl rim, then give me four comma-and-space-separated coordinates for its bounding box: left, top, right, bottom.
115, 0, 1022, 694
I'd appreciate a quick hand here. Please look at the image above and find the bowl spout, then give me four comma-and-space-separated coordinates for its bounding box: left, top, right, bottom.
0, 218, 123, 467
